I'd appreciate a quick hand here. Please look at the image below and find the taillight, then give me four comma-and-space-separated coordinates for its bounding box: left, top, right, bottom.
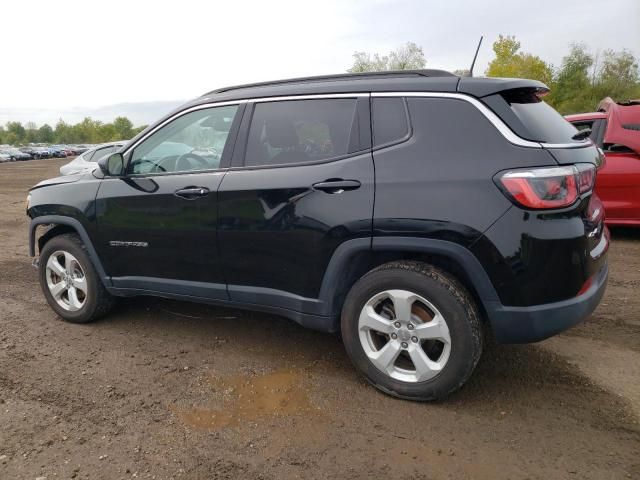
497, 164, 596, 210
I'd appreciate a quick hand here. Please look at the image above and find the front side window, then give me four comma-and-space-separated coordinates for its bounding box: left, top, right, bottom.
128, 105, 239, 175
244, 98, 359, 167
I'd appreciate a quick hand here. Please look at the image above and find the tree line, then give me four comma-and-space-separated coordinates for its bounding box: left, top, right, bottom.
349, 37, 640, 115
0, 117, 147, 146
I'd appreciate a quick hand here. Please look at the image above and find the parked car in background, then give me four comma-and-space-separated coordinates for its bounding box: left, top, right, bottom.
7, 148, 32, 161
566, 98, 640, 227
0, 148, 30, 161
32, 147, 51, 159
70, 145, 90, 155
0, 152, 12, 163
20, 147, 38, 157
59, 141, 125, 175
48, 146, 70, 158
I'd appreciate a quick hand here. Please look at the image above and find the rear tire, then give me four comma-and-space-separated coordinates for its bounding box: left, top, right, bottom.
341, 261, 483, 401
39, 233, 114, 323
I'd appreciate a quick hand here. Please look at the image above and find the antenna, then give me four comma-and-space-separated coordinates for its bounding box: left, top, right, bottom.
468, 36, 484, 77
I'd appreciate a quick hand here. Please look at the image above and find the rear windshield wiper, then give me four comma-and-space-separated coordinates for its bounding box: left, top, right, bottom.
572, 129, 592, 141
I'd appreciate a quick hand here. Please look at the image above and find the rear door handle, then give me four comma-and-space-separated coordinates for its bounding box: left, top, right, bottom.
174, 186, 210, 200
312, 179, 361, 194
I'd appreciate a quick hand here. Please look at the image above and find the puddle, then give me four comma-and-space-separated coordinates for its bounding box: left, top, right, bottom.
174, 369, 317, 430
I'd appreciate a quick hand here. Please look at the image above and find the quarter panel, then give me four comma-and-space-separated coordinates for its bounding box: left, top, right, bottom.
372, 97, 558, 242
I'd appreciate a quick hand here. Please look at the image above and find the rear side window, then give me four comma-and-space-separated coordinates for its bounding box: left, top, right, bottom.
501, 88, 579, 144
244, 98, 359, 167
372, 97, 410, 147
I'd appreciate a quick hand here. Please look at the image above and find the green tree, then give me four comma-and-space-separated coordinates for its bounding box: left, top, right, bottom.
73, 117, 104, 143
112, 116, 134, 140
98, 123, 117, 142
486, 35, 553, 86
6, 121, 26, 144
592, 49, 640, 102
2, 116, 144, 145
37, 124, 54, 143
485, 35, 640, 114
54, 119, 74, 144
24, 121, 39, 143
348, 42, 426, 73
551, 43, 595, 113
131, 125, 147, 137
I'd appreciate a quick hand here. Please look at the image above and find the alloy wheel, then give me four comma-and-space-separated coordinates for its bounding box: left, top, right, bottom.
358, 289, 451, 383
45, 250, 88, 312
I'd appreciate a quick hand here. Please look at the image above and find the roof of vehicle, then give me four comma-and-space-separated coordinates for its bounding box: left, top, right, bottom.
196, 70, 548, 104
88, 141, 126, 150
122, 71, 548, 150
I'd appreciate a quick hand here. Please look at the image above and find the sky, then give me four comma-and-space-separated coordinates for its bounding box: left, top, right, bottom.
2, 0, 639, 124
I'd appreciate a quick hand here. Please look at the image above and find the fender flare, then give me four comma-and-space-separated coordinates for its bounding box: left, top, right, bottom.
29, 215, 111, 287
318, 236, 501, 316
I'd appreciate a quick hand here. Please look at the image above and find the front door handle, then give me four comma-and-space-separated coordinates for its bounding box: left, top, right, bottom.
312, 179, 361, 194
174, 186, 210, 200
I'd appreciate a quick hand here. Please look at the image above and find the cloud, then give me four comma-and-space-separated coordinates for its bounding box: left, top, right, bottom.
1, 0, 638, 116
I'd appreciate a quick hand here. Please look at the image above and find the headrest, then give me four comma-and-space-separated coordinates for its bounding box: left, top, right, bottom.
265, 119, 299, 148
201, 115, 232, 132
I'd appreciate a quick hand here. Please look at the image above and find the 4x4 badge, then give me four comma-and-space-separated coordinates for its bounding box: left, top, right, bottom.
109, 241, 149, 248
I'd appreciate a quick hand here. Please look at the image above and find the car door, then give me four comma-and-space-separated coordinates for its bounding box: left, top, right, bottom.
597, 147, 640, 222
94, 103, 244, 299
217, 96, 374, 313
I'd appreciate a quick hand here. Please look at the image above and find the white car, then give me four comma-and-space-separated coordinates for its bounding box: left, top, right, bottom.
59, 141, 126, 176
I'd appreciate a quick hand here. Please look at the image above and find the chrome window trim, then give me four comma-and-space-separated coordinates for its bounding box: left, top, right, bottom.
252, 93, 369, 102
122, 94, 368, 156
372, 92, 591, 150
122, 100, 245, 156
372, 91, 540, 148
123, 91, 589, 156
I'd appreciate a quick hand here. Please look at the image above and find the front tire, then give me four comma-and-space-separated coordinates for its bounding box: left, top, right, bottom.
341, 261, 483, 401
39, 233, 114, 323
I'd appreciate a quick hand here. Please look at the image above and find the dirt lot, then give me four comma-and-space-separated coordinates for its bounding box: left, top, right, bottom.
1, 159, 639, 480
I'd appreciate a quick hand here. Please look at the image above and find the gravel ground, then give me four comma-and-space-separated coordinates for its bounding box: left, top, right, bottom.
1, 159, 639, 480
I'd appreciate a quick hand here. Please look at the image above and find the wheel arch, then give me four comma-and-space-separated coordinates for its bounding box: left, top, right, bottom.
319, 236, 501, 322
29, 215, 111, 287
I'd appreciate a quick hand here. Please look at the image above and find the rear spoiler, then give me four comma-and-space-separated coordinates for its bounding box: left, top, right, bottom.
457, 77, 549, 98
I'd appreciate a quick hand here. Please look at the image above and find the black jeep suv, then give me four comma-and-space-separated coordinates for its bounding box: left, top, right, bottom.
27, 70, 609, 401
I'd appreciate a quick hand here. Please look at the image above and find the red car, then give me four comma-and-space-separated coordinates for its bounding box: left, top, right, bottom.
566, 98, 640, 227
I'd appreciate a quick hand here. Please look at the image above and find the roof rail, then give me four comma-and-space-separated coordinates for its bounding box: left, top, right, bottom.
203, 69, 456, 96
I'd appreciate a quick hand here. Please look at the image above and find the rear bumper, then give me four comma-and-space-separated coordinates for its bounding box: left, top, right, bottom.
487, 262, 608, 344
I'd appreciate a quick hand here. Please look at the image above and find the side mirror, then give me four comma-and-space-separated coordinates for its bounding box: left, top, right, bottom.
99, 153, 125, 176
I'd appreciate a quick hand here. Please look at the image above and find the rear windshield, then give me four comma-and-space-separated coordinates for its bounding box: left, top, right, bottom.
502, 88, 579, 144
